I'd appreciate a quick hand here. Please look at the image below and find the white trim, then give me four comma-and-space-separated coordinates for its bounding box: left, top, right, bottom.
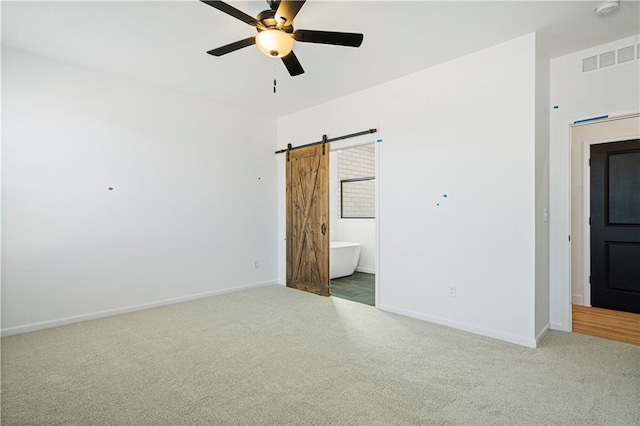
572, 294, 585, 306
379, 304, 537, 348
374, 133, 381, 309
1, 280, 276, 337
550, 321, 563, 330
535, 323, 551, 347
573, 112, 640, 128
328, 134, 377, 152
564, 120, 573, 331
581, 141, 592, 307
569, 113, 640, 313
558, 110, 640, 332
326, 130, 380, 308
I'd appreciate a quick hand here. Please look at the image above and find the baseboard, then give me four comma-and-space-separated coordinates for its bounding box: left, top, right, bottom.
378, 304, 538, 348
535, 323, 551, 346
355, 267, 375, 274
1, 280, 276, 337
572, 294, 584, 305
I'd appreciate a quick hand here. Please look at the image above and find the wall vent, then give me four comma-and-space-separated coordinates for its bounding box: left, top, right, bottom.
582, 55, 598, 72
599, 50, 616, 68
617, 45, 635, 63
581, 42, 639, 73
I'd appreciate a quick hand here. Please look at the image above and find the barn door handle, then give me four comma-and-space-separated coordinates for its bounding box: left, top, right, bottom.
321, 223, 327, 235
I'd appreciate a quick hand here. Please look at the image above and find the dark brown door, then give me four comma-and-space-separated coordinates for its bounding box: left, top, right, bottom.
590, 139, 640, 314
286, 144, 330, 296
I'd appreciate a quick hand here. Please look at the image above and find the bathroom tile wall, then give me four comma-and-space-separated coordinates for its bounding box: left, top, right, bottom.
338, 144, 375, 218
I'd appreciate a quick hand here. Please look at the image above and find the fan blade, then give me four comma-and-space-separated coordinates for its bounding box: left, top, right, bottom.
275, 0, 306, 24
281, 51, 304, 76
207, 37, 256, 56
201, 0, 258, 26
293, 30, 363, 47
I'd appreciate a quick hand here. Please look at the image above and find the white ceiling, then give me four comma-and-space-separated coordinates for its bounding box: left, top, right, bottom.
3, 1, 639, 118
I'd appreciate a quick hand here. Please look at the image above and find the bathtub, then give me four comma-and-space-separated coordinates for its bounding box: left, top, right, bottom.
330, 242, 361, 280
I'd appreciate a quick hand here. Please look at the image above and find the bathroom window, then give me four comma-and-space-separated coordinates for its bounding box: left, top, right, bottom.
341, 177, 375, 218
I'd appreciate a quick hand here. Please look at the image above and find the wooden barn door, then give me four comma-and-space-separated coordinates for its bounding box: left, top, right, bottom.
286, 144, 330, 296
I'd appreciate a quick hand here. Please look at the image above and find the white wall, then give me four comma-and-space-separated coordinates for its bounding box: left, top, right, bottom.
278, 34, 539, 347
1, 47, 278, 335
549, 34, 640, 331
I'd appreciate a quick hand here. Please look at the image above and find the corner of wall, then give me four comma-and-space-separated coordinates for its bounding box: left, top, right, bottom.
535, 323, 551, 347
534, 32, 552, 337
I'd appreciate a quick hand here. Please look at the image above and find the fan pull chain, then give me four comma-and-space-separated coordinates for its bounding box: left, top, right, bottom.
273, 64, 277, 94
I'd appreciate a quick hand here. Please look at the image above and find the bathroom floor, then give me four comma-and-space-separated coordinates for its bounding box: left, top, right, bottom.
330, 272, 375, 306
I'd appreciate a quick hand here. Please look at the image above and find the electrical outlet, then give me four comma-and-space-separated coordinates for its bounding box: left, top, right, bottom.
253, 260, 259, 269
448, 286, 457, 298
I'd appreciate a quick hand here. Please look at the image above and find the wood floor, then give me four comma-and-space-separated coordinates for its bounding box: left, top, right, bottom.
572, 305, 640, 346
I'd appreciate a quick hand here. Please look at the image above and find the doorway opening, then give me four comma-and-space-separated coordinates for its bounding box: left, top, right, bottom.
329, 143, 377, 306
282, 129, 380, 306
569, 116, 640, 345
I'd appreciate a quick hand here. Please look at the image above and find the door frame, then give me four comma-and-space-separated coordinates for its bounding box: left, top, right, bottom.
278, 131, 381, 308
328, 135, 381, 307
581, 140, 593, 307
567, 114, 640, 324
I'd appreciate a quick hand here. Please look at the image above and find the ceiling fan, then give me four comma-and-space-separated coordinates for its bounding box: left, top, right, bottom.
201, 0, 364, 76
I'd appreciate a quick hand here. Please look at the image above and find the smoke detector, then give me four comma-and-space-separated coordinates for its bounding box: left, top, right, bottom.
595, 0, 620, 16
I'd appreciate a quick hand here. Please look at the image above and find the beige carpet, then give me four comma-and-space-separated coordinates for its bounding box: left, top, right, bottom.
2, 285, 639, 425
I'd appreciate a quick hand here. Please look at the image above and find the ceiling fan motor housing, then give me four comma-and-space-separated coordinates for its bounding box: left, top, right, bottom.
256, 9, 293, 32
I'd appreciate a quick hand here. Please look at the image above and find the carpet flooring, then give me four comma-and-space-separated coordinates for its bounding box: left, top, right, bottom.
330, 272, 375, 306
2, 285, 639, 425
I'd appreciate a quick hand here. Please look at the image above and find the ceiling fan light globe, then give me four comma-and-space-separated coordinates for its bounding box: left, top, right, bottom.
256, 29, 294, 58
